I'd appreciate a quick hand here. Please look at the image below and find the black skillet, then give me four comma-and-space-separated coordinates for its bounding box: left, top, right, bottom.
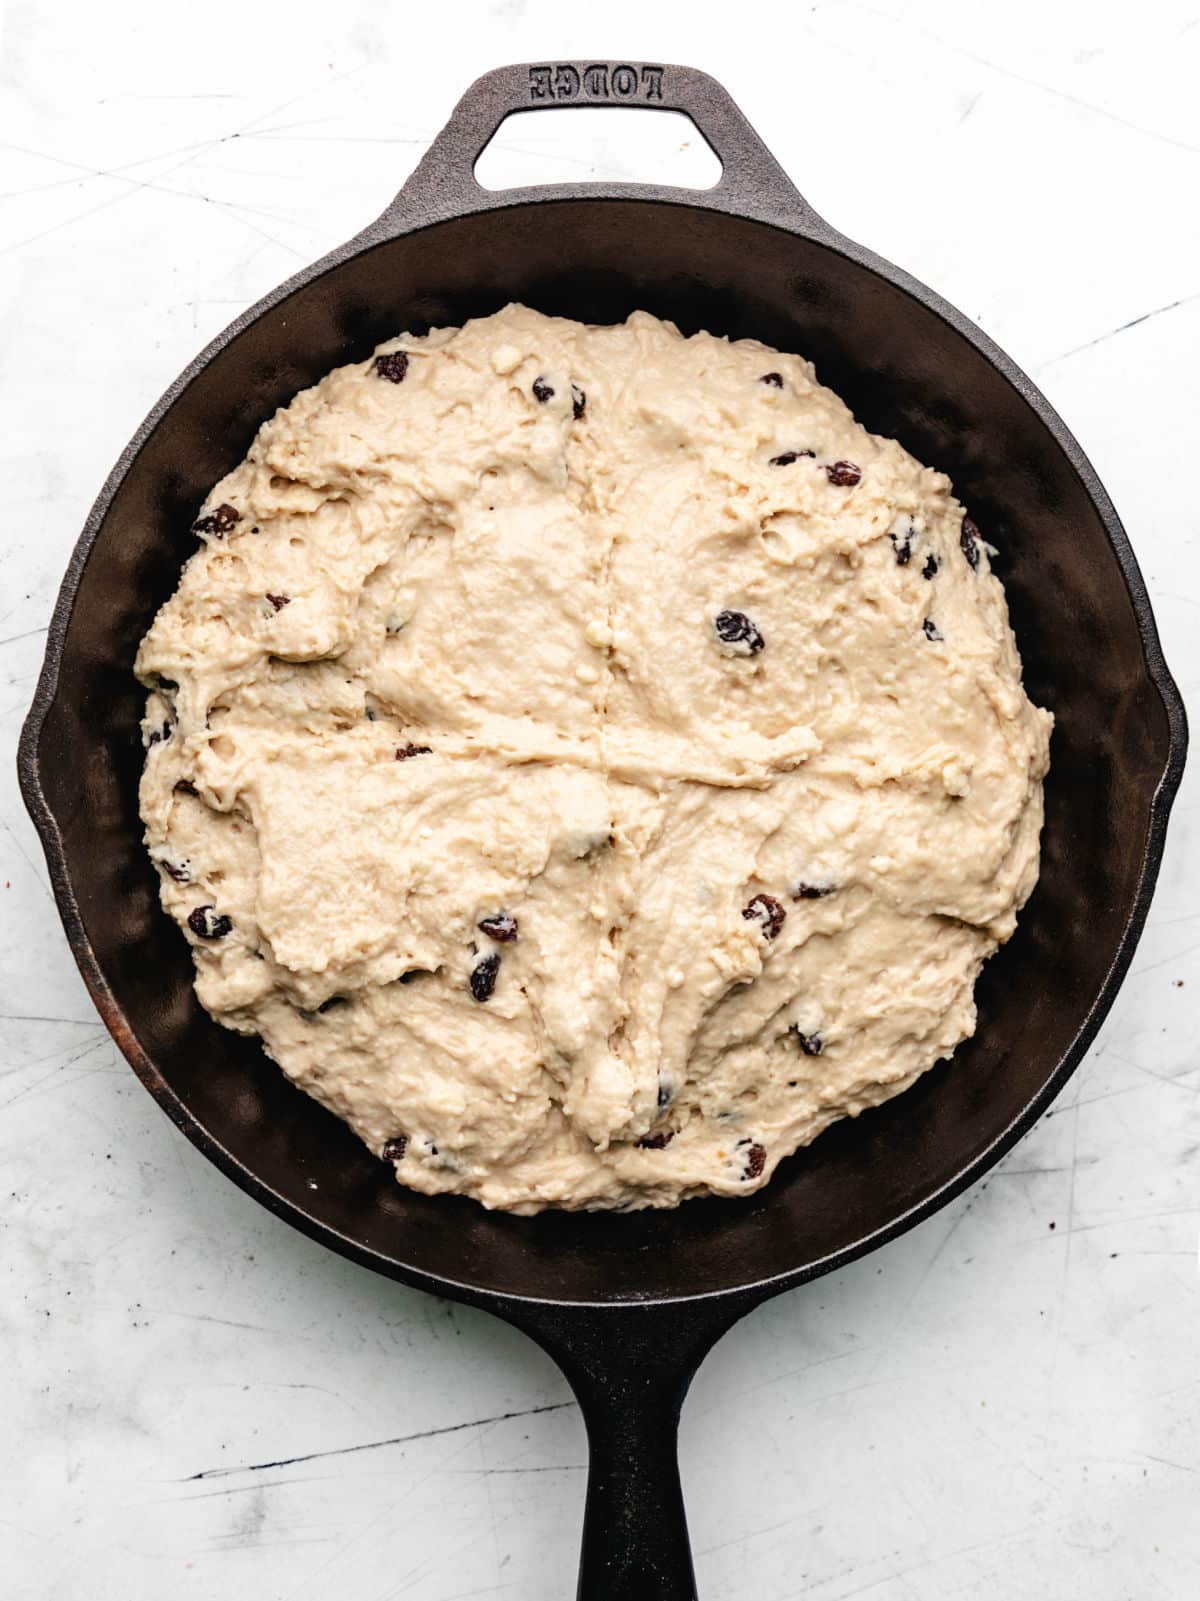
18, 61, 1187, 1599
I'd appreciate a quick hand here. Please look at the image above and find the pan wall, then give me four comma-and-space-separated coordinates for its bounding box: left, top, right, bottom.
34, 200, 1174, 1301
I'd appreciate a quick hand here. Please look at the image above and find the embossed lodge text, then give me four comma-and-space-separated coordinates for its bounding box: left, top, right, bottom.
529, 64, 665, 102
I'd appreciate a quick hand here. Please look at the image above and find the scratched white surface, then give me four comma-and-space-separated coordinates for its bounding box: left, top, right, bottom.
2, 2, 1198, 1597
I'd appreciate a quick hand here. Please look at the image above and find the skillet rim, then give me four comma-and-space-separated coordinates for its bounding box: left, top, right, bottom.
17, 190, 1188, 1313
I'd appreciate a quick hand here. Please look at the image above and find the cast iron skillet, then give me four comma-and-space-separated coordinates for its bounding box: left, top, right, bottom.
18, 60, 1188, 1599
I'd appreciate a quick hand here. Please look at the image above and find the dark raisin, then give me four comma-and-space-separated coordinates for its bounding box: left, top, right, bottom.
769, 449, 815, 466
532, 376, 555, 404
187, 905, 232, 939
571, 383, 586, 419
759, 372, 784, 388
162, 859, 191, 884
192, 502, 240, 537
923, 618, 943, 642
790, 1025, 823, 1056
742, 1142, 767, 1179
792, 881, 835, 900
826, 461, 862, 486
922, 553, 940, 580
742, 894, 786, 940
960, 514, 981, 570
173, 778, 199, 797
266, 593, 290, 612
478, 914, 519, 943
890, 524, 913, 566
382, 1135, 408, 1161
374, 351, 409, 383
657, 1080, 675, 1109
713, 610, 765, 655
470, 952, 501, 1002
396, 742, 432, 760
637, 1130, 675, 1150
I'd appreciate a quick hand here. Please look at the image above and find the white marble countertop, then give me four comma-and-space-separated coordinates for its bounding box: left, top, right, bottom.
2, 3, 1198, 1597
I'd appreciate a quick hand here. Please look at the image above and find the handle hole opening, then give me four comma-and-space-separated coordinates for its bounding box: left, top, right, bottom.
473, 107, 722, 192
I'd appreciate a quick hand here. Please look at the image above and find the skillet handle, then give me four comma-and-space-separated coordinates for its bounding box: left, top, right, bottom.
369, 60, 818, 233
574, 1360, 695, 1601
504, 1296, 753, 1600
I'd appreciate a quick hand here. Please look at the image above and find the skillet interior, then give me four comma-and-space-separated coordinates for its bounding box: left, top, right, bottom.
28, 198, 1178, 1304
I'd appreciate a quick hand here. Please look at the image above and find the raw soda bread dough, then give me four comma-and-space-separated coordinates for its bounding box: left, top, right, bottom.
136, 304, 1052, 1213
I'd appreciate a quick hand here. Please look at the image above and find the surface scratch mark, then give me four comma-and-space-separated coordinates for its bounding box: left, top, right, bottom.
182, 1400, 573, 1481
1042, 290, 1200, 366
847, 0, 1200, 156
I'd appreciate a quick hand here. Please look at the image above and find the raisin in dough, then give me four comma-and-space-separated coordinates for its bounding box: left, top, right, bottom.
137, 305, 1052, 1213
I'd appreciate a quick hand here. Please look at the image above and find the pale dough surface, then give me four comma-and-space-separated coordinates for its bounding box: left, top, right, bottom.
136, 305, 1052, 1213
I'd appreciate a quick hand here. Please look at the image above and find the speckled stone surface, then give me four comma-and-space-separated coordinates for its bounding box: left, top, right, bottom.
2, 4, 1197, 1597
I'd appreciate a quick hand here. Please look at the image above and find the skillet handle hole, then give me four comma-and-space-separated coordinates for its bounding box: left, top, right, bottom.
473, 107, 723, 193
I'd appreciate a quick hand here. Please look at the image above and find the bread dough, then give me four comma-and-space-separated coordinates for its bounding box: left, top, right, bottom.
136, 305, 1052, 1213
